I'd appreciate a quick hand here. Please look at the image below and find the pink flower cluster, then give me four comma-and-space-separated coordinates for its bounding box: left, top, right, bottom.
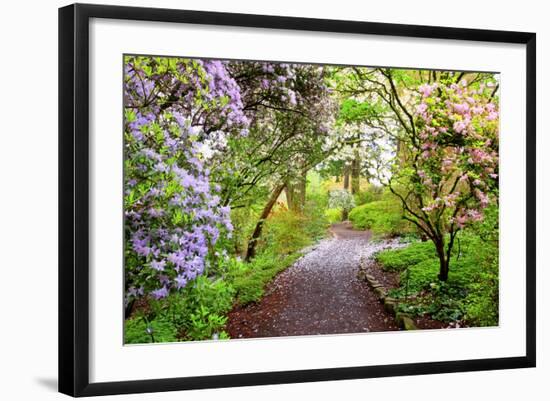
410, 76, 500, 230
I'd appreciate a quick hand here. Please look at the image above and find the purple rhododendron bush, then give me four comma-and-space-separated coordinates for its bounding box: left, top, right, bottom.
123, 57, 500, 343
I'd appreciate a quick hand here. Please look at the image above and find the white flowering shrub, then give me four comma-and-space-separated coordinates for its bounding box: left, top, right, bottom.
328, 189, 356, 216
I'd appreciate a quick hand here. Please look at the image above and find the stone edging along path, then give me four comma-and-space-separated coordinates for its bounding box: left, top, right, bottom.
357, 259, 418, 331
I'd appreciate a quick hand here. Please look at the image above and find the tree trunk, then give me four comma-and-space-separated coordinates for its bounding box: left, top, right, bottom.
245, 183, 286, 262
285, 167, 307, 213
351, 151, 360, 194
284, 184, 295, 211
438, 257, 449, 281
295, 167, 307, 212
435, 240, 449, 281
342, 209, 349, 221
343, 165, 350, 190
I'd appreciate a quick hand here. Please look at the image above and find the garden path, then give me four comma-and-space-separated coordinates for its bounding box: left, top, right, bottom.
226, 222, 399, 338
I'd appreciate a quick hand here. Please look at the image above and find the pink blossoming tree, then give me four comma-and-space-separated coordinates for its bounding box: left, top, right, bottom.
389, 77, 499, 281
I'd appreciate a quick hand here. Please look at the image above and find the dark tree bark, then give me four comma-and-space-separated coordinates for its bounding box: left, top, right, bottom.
342, 209, 349, 221
351, 151, 360, 194
343, 165, 350, 190
125, 299, 135, 319
295, 166, 307, 211
245, 183, 286, 261
435, 239, 450, 281
284, 184, 295, 212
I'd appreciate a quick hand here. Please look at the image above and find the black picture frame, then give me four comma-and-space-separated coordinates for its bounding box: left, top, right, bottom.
58, 3, 536, 397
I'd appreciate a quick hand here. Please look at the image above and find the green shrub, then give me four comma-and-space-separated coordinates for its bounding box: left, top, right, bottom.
461, 231, 499, 326
463, 258, 499, 326
376, 240, 436, 272
394, 257, 440, 295
157, 275, 235, 341
325, 208, 342, 224
228, 251, 300, 305
124, 316, 178, 344
229, 207, 260, 255
471, 204, 499, 243
348, 200, 411, 235
354, 185, 383, 206
380, 231, 498, 326
261, 209, 311, 255
303, 193, 331, 240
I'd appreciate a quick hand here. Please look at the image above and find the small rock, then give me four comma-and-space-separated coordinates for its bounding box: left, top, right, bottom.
384, 298, 397, 314
374, 287, 386, 300
395, 312, 411, 328
366, 277, 378, 286
403, 317, 417, 330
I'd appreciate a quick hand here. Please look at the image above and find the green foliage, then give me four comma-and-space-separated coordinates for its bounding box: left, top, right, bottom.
124, 316, 178, 344
228, 207, 260, 255
338, 98, 387, 124
325, 208, 342, 223
228, 251, 300, 305
229, 195, 327, 306
353, 185, 384, 206
376, 240, 436, 272
348, 199, 411, 236
125, 193, 330, 342
462, 204, 499, 326
261, 209, 312, 256
303, 192, 331, 241
156, 275, 235, 341
470, 203, 499, 242
462, 257, 499, 326
379, 231, 498, 327
306, 170, 324, 194
260, 192, 329, 256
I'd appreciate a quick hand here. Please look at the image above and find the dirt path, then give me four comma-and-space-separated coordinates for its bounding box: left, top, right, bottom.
227, 222, 400, 338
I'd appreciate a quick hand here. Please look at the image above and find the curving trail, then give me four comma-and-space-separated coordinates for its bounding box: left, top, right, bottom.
227, 222, 400, 338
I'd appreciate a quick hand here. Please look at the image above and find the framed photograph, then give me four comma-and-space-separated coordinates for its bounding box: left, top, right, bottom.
59, 3, 536, 397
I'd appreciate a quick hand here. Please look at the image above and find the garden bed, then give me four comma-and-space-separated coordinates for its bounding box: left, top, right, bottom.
358, 242, 454, 331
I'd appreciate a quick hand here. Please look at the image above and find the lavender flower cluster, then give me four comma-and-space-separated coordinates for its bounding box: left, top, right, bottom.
123, 57, 248, 304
